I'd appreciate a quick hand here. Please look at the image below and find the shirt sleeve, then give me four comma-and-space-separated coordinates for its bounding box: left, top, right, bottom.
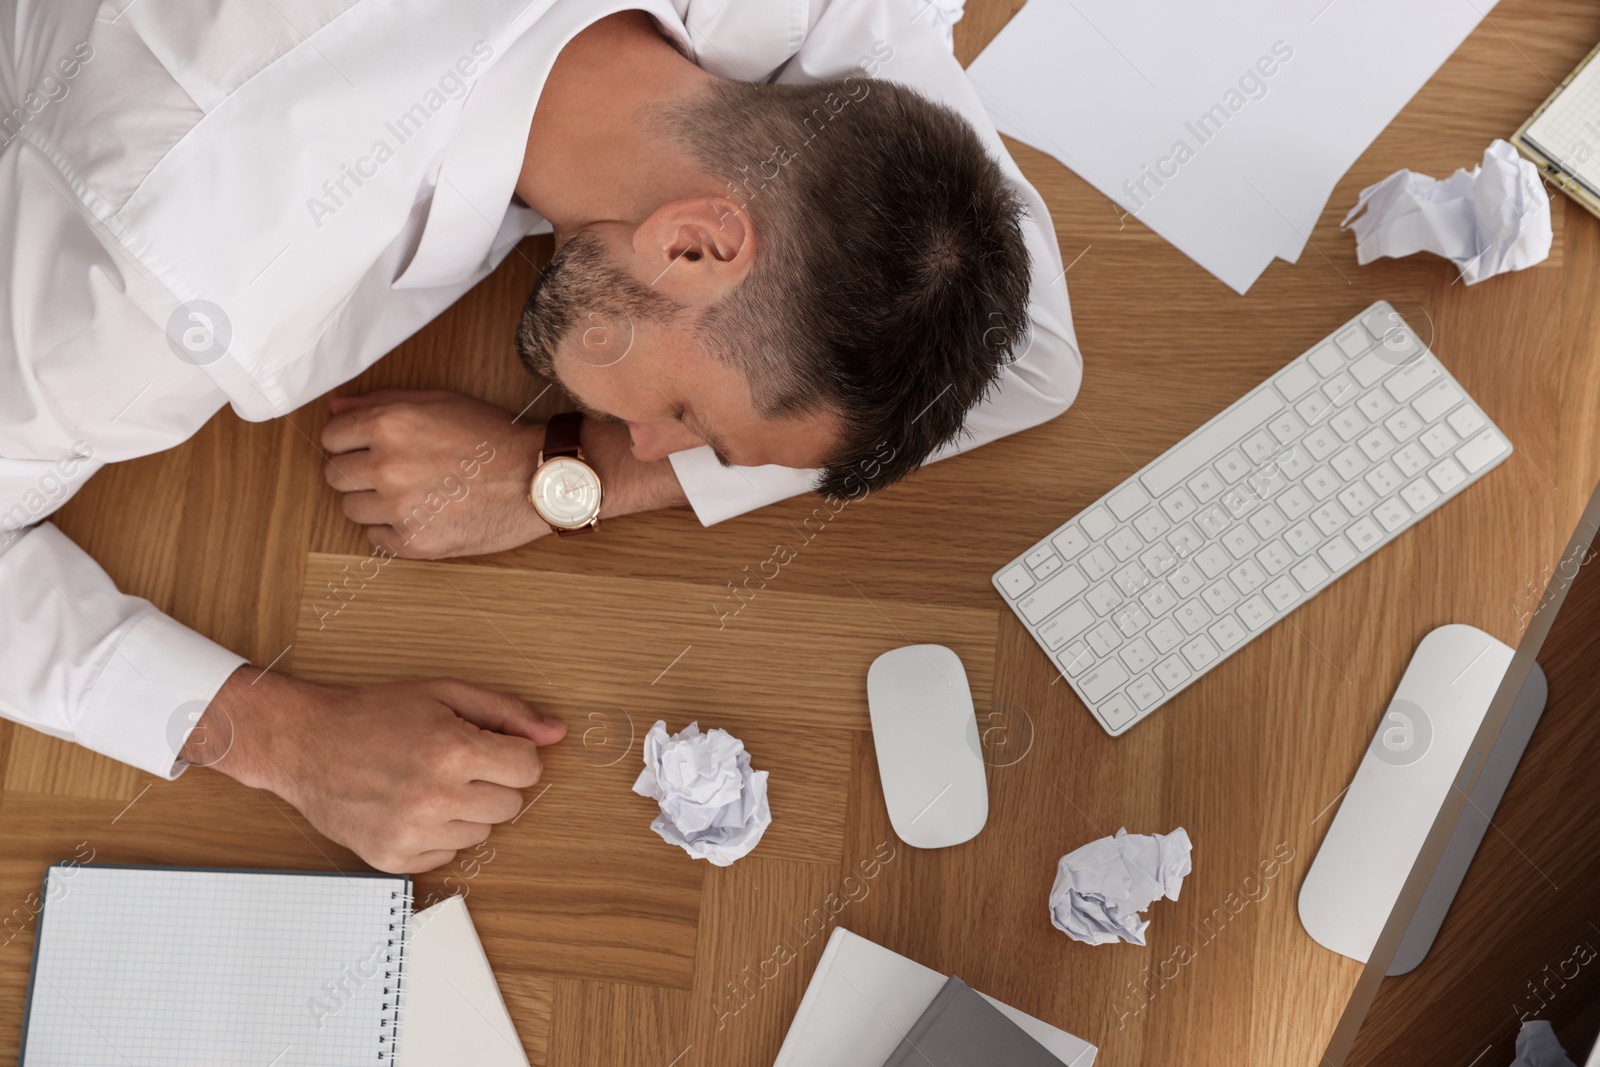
668, 0, 1082, 526
0, 522, 246, 779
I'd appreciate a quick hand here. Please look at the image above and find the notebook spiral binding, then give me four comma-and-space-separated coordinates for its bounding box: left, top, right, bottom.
377, 883, 414, 1063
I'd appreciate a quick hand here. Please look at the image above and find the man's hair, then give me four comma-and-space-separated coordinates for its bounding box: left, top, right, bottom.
658, 76, 1032, 497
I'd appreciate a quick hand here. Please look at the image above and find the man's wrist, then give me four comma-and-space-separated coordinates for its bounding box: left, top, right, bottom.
181, 666, 299, 796
578, 417, 688, 519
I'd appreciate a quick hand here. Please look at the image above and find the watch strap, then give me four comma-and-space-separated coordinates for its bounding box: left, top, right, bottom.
543, 410, 583, 460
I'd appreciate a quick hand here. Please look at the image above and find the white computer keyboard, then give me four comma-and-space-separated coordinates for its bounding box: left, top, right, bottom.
993, 301, 1512, 736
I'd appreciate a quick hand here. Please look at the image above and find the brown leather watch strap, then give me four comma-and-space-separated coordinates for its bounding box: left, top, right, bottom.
543, 410, 583, 460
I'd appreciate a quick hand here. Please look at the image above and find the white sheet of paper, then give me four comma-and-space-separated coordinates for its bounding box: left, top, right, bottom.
1050, 827, 1193, 946
395, 897, 530, 1067
967, 0, 1499, 293
1509, 1020, 1578, 1067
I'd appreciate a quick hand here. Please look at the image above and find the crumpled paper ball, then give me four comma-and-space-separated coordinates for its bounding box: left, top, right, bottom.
631, 721, 771, 866
1049, 827, 1193, 946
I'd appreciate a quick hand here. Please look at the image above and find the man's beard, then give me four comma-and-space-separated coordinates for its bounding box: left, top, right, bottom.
515, 232, 682, 377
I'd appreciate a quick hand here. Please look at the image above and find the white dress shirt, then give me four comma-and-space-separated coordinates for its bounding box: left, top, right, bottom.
0, 0, 1081, 778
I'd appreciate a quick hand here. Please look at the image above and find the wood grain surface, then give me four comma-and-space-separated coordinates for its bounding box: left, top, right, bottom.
5, 1, 1600, 1064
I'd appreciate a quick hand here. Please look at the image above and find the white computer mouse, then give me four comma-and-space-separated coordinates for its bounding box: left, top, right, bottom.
866, 644, 989, 849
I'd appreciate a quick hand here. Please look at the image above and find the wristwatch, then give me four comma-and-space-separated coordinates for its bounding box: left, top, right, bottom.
529, 411, 602, 535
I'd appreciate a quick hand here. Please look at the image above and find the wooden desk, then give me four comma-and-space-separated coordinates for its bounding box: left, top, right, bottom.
4, 1, 1600, 1063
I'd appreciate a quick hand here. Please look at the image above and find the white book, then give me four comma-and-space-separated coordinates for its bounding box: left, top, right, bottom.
773, 927, 1096, 1067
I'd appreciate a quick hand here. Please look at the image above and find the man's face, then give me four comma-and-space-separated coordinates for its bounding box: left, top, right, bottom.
517, 225, 842, 470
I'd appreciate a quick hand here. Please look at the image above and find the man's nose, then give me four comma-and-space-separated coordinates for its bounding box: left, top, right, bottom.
627, 420, 702, 461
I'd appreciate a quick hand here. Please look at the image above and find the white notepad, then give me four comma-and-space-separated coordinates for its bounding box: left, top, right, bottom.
1523, 53, 1600, 198
20, 865, 410, 1066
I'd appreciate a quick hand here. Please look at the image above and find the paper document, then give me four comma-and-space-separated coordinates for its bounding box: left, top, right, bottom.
967, 0, 1499, 293
395, 896, 530, 1067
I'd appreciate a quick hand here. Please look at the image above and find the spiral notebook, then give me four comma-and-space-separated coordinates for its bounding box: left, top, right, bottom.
18, 865, 413, 1067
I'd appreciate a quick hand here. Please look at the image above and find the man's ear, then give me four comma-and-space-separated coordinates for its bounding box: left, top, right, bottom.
632, 198, 753, 303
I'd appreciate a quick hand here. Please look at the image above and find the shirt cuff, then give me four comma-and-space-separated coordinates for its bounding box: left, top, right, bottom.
77, 609, 247, 780
668, 446, 820, 526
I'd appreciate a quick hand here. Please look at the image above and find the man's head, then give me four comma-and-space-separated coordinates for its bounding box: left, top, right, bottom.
516, 75, 1032, 497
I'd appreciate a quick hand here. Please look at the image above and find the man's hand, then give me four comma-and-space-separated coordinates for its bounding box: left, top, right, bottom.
186, 667, 567, 873
321, 389, 550, 559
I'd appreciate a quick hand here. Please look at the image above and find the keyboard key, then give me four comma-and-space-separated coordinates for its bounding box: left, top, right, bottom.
1318, 534, 1358, 571
1133, 508, 1172, 542
1038, 602, 1095, 650
1139, 581, 1179, 616
1346, 516, 1382, 552
1081, 506, 1116, 539
1349, 351, 1393, 388
1412, 381, 1463, 423
1018, 567, 1089, 624
1285, 519, 1320, 555
1108, 483, 1152, 521
1113, 603, 1151, 637
1087, 621, 1124, 657
1147, 617, 1184, 654
1428, 457, 1467, 494
1305, 465, 1341, 500
1264, 575, 1301, 611
1400, 478, 1440, 512
1249, 504, 1289, 539
1140, 389, 1285, 496
1303, 427, 1339, 460
1119, 637, 1158, 673
1175, 599, 1213, 634
1239, 593, 1275, 629
1097, 694, 1136, 730
1127, 673, 1164, 711
1256, 538, 1294, 575
1221, 526, 1260, 559
1455, 430, 1509, 474
1059, 641, 1092, 676
1337, 482, 1376, 515
1447, 405, 1487, 439
1180, 635, 1221, 671
1080, 546, 1117, 580
1215, 448, 1251, 483
1291, 556, 1331, 592
1189, 543, 1227, 580
1374, 496, 1411, 532
1296, 392, 1333, 426
1161, 488, 1199, 522
1219, 484, 1264, 520
1275, 362, 1319, 400
1168, 523, 1205, 559
1334, 325, 1368, 358
1188, 470, 1231, 508
1356, 389, 1396, 422
1330, 446, 1369, 481
1031, 555, 1063, 580
1154, 655, 1191, 691
1323, 373, 1358, 404
1194, 504, 1233, 541
1356, 426, 1396, 462
1330, 408, 1367, 441
1268, 411, 1305, 443
1079, 660, 1129, 702
1139, 544, 1177, 579
1202, 579, 1241, 614
1114, 562, 1153, 597
1242, 430, 1278, 463
1393, 443, 1430, 477
1384, 360, 1441, 402
1385, 407, 1424, 441
998, 564, 1034, 598
1024, 545, 1055, 569
1420, 424, 1459, 458
1169, 563, 1205, 598
1308, 343, 1344, 376
1086, 581, 1124, 616
1051, 525, 1089, 560
1228, 559, 1268, 595
1108, 527, 1144, 561
1208, 614, 1246, 651
1365, 461, 1403, 496
1312, 500, 1350, 535
1277, 485, 1314, 519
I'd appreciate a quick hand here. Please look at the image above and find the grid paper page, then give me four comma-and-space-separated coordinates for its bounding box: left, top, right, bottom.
1526, 56, 1600, 196
21, 866, 409, 1067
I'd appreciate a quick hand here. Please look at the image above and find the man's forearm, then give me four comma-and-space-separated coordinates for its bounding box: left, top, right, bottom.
580, 417, 689, 519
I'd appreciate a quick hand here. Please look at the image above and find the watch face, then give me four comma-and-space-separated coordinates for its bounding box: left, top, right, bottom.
532, 457, 602, 528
